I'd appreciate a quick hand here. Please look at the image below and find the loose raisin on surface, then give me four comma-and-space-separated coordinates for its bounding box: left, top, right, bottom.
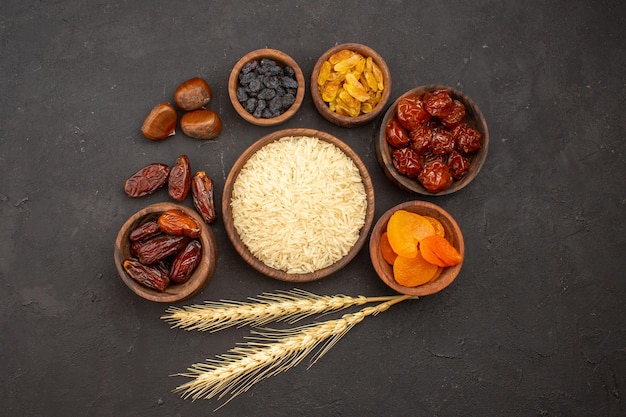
157, 209, 201, 238
392, 147, 423, 178
453, 123, 482, 154
133, 234, 190, 265
168, 155, 192, 202
385, 118, 410, 148
169, 239, 202, 284
129, 220, 161, 242
423, 89, 455, 118
396, 96, 431, 131
123, 258, 170, 291
124, 163, 170, 198
418, 160, 453, 193
448, 151, 471, 179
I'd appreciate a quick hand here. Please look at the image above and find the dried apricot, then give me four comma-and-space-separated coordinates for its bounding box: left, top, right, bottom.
380, 232, 398, 265
423, 215, 445, 237
419, 235, 462, 267
393, 252, 440, 287
386, 210, 436, 258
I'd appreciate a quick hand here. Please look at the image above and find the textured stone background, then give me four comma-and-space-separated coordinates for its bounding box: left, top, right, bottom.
1, 0, 624, 416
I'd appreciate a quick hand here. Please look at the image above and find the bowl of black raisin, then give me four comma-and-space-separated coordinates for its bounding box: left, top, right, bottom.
229, 48, 305, 126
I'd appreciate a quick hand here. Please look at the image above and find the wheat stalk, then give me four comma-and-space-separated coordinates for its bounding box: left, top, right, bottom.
173, 294, 411, 408
161, 288, 403, 332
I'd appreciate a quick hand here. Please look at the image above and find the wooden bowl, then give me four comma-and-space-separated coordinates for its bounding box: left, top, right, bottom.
222, 128, 375, 282
376, 85, 489, 195
113, 202, 218, 302
311, 43, 392, 128
228, 48, 305, 126
369, 201, 464, 296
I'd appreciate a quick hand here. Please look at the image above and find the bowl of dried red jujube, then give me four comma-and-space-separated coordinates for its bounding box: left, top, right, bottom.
114, 202, 217, 302
376, 85, 489, 195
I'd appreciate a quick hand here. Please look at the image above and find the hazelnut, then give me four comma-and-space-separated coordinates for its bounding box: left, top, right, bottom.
174, 77, 213, 111
180, 109, 222, 140
141, 103, 177, 141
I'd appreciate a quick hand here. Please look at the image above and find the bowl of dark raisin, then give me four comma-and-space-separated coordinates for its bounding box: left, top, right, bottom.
311, 43, 392, 128
228, 48, 305, 126
376, 85, 489, 195
114, 202, 218, 303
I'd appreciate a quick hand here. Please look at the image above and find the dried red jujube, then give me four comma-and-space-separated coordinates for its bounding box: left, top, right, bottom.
447, 151, 471, 179
385, 118, 410, 148
396, 96, 431, 131
440, 100, 466, 128
418, 160, 453, 193
392, 147, 423, 178
453, 123, 483, 154
423, 89, 454, 118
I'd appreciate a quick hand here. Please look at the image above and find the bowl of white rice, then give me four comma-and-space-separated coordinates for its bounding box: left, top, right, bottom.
222, 128, 375, 282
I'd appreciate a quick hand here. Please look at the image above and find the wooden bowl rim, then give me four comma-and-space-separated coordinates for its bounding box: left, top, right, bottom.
228, 48, 305, 127
369, 200, 464, 296
310, 43, 392, 128
113, 202, 217, 303
376, 84, 489, 195
222, 127, 376, 282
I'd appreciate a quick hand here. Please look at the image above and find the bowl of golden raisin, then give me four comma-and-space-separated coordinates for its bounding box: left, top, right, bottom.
311, 43, 391, 127
369, 200, 464, 296
376, 85, 489, 195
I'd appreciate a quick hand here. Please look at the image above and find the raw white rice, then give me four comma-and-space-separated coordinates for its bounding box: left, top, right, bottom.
230, 136, 367, 274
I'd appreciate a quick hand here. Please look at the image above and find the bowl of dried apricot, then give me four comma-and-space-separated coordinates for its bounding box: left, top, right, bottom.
114, 202, 218, 302
369, 200, 464, 296
311, 43, 391, 128
376, 85, 489, 195
228, 48, 305, 126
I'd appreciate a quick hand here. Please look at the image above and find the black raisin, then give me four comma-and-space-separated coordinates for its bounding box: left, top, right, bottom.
262, 109, 273, 118
269, 96, 282, 113
258, 88, 276, 100
236, 87, 249, 103
241, 60, 258, 74
245, 97, 257, 113
239, 71, 255, 85
284, 66, 295, 77
248, 78, 262, 93
281, 76, 299, 89
282, 93, 295, 109
263, 75, 280, 89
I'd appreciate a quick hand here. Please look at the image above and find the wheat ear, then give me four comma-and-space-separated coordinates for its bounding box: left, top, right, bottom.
173, 294, 411, 408
161, 288, 403, 332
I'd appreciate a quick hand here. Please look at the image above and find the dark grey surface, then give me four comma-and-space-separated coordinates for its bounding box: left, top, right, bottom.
1, 1, 624, 416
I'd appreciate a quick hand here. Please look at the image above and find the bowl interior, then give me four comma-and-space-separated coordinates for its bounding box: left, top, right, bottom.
114, 202, 217, 303
222, 128, 375, 282
376, 85, 489, 195
369, 200, 464, 296
228, 48, 305, 126
310, 43, 392, 128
